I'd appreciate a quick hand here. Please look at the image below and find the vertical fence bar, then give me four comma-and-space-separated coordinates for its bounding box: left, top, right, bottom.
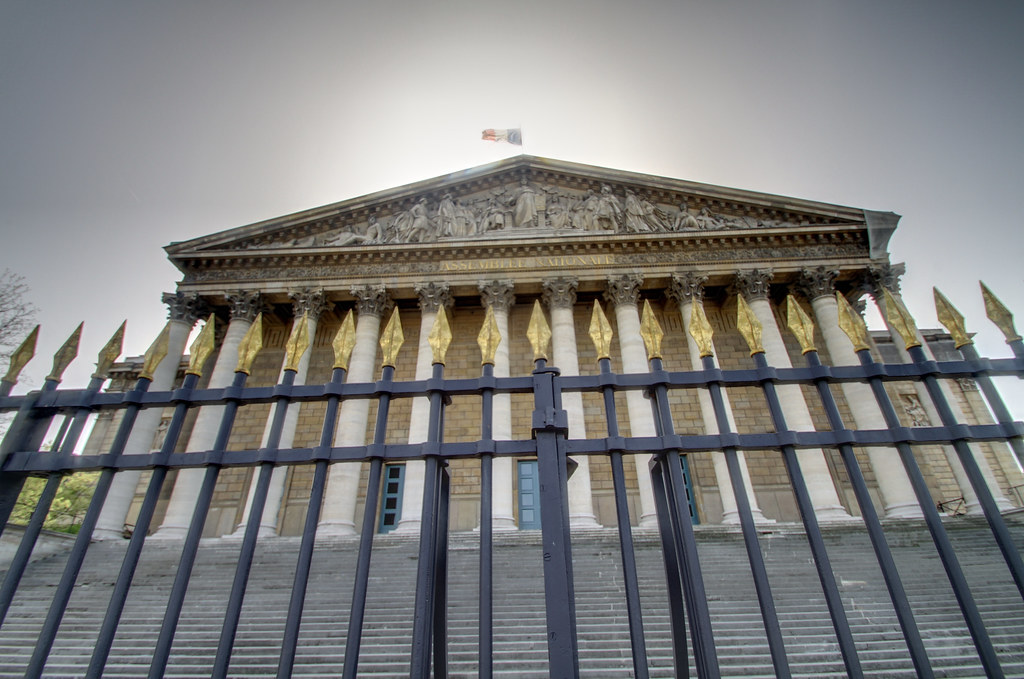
0, 384, 57, 536
751, 352, 863, 677
478, 361, 494, 679
649, 459, 689, 677
597, 356, 650, 678
148, 370, 249, 679
432, 466, 451, 679
341, 363, 394, 679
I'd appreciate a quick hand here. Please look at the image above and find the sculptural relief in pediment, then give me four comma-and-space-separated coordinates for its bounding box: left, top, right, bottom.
233, 177, 812, 251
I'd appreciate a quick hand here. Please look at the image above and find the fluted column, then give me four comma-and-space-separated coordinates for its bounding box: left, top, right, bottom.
395, 283, 453, 533
798, 267, 922, 519
153, 291, 262, 538
735, 269, 851, 521
480, 280, 517, 530
318, 286, 391, 535
543, 277, 601, 528
604, 275, 658, 527
668, 274, 769, 524
866, 264, 1013, 513
94, 292, 206, 540
232, 289, 329, 537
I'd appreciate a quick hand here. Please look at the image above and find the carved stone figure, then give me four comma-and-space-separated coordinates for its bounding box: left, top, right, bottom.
511, 179, 539, 228
696, 207, 724, 230
365, 215, 387, 243
673, 201, 699, 231
478, 196, 506, 234
572, 190, 598, 231
595, 184, 623, 231
394, 199, 435, 243
640, 194, 668, 231
546, 193, 571, 230
624, 190, 653, 233
320, 226, 368, 247
436, 193, 457, 237
450, 199, 476, 238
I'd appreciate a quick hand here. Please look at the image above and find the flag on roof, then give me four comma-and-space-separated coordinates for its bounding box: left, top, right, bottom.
482, 128, 522, 145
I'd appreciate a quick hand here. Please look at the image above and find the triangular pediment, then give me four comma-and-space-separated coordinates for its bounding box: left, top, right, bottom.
165, 156, 894, 268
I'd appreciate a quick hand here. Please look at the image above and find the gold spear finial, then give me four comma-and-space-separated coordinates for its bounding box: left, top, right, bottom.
477, 305, 501, 366
429, 309, 453, 365
836, 292, 871, 352
688, 298, 715, 358
735, 294, 764, 355
185, 315, 216, 377
284, 312, 311, 372
235, 313, 264, 375
933, 288, 972, 349
380, 307, 404, 368
786, 295, 817, 354
639, 300, 664, 360
333, 310, 356, 370
881, 288, 921, 350
92, 321, 126, 379
46, 322, 83, 383
3, 325, 39, 384
139, 322, 171, 380
980, 281, 1022, 343
589, 300, 614, 361
527, 300, 551, 362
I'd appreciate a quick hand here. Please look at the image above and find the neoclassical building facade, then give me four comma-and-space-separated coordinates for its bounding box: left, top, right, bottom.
82, 156, 1023, 539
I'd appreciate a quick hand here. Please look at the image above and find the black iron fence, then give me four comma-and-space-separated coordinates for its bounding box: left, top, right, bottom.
0, 286, 1022, 678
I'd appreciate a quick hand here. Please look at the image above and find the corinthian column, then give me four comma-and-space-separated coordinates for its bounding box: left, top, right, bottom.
232, 289, 329, 537
798, 267, 922, 519
318, 286, 391, 535
543, 277, 601, 528
153, 290, 262, 538
395, 283, 453, 534
866, 264, 1013, 514
734, 269, 851, 521
480, 280, 517, 530
94, 292, 206, 540
604, 274, 657, 527
668, 274, 769, 524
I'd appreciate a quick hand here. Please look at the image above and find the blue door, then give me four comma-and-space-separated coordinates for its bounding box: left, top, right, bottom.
518, 460, 542, 530
378, 464, 405, 534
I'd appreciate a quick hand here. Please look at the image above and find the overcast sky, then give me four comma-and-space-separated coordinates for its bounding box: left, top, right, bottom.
1, 1, 1022, 396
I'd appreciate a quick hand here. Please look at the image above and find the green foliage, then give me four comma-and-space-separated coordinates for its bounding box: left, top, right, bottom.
10, 472, 99, 534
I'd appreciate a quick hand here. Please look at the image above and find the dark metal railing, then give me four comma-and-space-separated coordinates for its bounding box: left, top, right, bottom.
0, 286, 1022, 678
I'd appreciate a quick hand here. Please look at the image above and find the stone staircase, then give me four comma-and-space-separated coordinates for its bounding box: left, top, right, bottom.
1, 517, 1023, 677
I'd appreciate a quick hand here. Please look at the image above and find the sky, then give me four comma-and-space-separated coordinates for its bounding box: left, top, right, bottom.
0, 1, 1022, 403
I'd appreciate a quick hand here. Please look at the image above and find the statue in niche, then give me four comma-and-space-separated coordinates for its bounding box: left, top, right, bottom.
673, 200, 700, 231
436, 193, 457, 237
510, 178, 539, 228
595, 184, 623, 231
151, 418, 170, 452
901, 394, 930, 426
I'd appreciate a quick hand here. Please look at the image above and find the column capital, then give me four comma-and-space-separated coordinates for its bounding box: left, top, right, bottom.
289, 288, 329, 320
667, 272, 708, 306
351, 285, 392, 318
225, 291, 263, 322
864, 262, 906, 298
162, 292, 207, 325
479, 280, 515, 312
735, 269, 773, 301
542, 277, 578, 309
797, 267, 839, 301
414, 282, 453, 313
604, 273, 643, 308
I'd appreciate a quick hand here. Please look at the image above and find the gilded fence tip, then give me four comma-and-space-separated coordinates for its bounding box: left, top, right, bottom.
47, 322, 83, 383
735, 294, 764, 356
478, 305, 501, 366
527, 300, 551, 362
380, 308, 404, 368
235, 313, 264, 375
688, 298, 715, 358
139, 322, 171, 381
640, 300, 664, 360
429, 308, 453, 366
186, 315, 216, 377
933, 288, 972, 349
93, 321, 126, 379
980, 281, 1022, 343
881, 288, 922, 350
836, 292, 871, 352
333, 310, 356, 371
3, 325, 39, 385
786, 295, 817, 354
284, 312, 311, 372
589, 300, 613, 361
